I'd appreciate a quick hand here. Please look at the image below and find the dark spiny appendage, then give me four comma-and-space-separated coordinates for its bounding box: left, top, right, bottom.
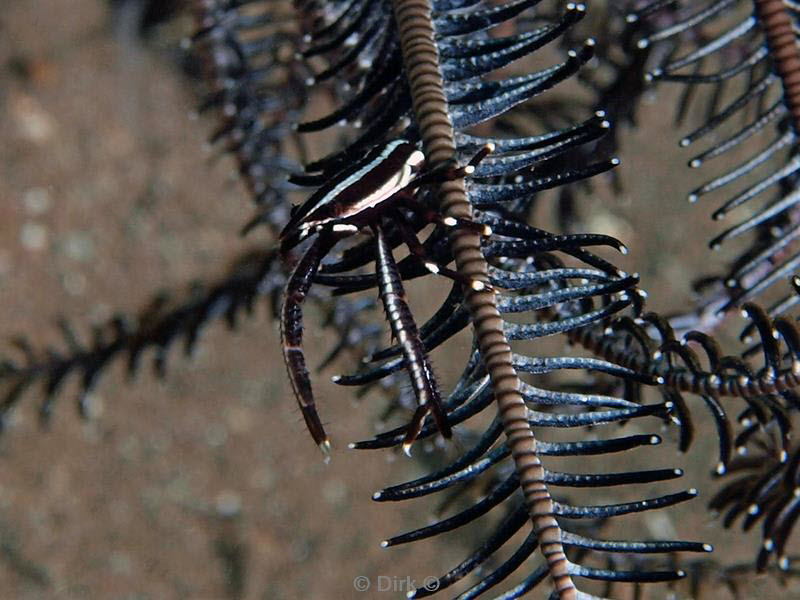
0, 249, 284, 429
636, 0, 800, 328
374, 226, 451, 455
281, 235, 336, 458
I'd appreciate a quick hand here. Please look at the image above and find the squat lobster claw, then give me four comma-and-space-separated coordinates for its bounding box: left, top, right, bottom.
279, 139, 493, 459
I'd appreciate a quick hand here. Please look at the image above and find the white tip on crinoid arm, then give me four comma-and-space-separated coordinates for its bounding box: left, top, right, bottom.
319, 439, 332, 463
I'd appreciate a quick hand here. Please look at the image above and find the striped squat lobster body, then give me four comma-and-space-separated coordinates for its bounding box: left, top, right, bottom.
278, 138, 492, 458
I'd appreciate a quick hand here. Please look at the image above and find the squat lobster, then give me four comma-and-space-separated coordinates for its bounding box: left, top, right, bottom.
279, 139, 494, 459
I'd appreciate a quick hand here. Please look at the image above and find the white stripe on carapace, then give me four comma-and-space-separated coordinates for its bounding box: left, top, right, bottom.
300, 140, 424, 231
332, 224, 359, 233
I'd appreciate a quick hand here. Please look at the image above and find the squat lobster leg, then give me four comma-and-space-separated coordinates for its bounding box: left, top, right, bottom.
281, 234, 336, 459
392, 211, 492, 292
278, 139, 495, 458
374, 226, 452, 455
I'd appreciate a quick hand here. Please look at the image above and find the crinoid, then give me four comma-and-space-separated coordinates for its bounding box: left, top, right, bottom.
7, 0, 800, 598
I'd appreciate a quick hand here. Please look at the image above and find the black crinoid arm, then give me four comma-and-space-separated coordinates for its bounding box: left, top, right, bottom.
190, 0, 310, 226
584, 0, 800, 576
633, 0, 800, 327
0, 249, 285, 430
560, 272, 800, 576
263, 0, 717, 596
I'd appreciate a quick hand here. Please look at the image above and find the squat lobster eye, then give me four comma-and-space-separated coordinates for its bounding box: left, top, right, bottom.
278, 139, 493, 459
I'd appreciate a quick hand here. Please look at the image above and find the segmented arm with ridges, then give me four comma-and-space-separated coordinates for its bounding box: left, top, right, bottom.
390, 0, 576, 596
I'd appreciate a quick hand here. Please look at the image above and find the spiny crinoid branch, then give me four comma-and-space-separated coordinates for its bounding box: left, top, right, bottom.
391, 0, 575, 596
634, 0, 800, 319
569, 301, 800, 403
0, 249, 283, 428
755, 0, 800, 134
563, 295, 800, 483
